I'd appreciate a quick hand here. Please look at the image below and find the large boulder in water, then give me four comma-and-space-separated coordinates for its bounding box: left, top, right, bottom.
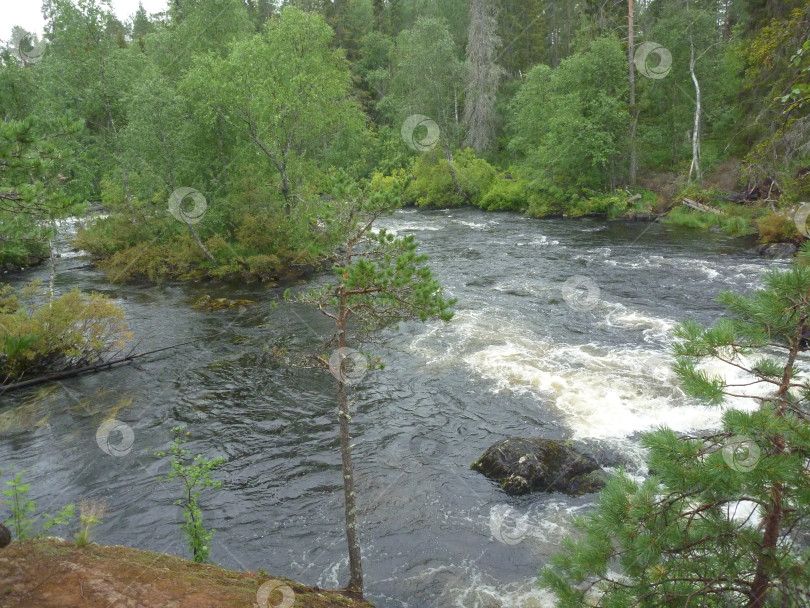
471, 437, 608, 496
757, 242, 797, 258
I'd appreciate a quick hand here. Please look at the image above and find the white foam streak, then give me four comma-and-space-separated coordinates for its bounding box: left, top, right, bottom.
444, 568, 558, 608
412, 309, 764, 441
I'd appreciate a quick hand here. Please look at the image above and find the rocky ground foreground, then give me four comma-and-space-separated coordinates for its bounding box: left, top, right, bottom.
0, 539, 374, 608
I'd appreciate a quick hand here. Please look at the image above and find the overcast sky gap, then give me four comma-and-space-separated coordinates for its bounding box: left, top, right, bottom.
1, 0, 170, 43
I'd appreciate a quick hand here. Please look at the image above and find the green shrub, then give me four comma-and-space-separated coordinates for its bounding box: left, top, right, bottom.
757, 212, 798, 243
405, 148, 497, 208
525, 181, 575, 217
74, 207, 171, 257
155, 427, 224, 563
719, 214, 754, 236
0, 212, 49, 267
1, 470, 74, 540
0, 281, 133, 383
662, 204, 757, 237
567, 194, 628, 218
479, 176, 529, 211
234, 210, 289, 254
96, 237, 208, 284
245, 254, 283, 278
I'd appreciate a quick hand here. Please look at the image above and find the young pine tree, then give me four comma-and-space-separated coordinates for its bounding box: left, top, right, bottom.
542, 265, 810, 607
296, 174, 454, 595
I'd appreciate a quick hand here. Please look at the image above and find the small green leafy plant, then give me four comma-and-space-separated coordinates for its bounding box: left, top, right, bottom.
155, 427, 225, 563
1, 470, 74, 540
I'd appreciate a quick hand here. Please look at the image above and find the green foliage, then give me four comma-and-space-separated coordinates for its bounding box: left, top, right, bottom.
543, 266, 810, 605
183, 7, 366, 205
507, 37, 628, 190
524, 180, 575, 218
757, 212, 799, 243
3, 472, 36, 540
0, 118, 83, 267
797, 240, 810, 266
0, 281, 133, 383
384, 16, 465, 143
567, 193, 629, 219
300, 175, 456, 331
662, 205, 757, 237
741, 6, 810, 201
479, 175, 529, 212
636, 3, 739, 175
72, 5, 369, 283
405, 148, 497, 208
155, 427, 225, 563
1, 470, 74, 540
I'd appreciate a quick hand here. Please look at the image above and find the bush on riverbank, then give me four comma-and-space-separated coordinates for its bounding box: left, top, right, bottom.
0, 281, 132, 383
404, 147, 497, 208
756, 211, 799, 244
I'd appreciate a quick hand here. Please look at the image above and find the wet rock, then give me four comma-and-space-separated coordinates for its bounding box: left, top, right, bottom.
471, 437, 608, 496
757, 243, 797, 258
0, 524, 11, 548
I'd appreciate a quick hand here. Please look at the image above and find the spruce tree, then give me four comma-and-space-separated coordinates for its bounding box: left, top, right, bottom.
462, 0, 503, 153
542, 265, 810, 607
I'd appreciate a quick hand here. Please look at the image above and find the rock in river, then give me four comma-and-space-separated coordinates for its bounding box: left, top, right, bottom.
471, 437, 608, 496
756, 242, 797, 258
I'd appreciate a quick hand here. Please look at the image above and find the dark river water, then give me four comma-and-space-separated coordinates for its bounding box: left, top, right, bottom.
0, 208, 788, 607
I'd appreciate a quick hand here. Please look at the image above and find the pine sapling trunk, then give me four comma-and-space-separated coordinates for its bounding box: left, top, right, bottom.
746, 330, 798, 607
48, 218, 57, 302
337, 284, 363, 595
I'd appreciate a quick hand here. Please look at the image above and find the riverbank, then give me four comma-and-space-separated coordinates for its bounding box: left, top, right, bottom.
0, 538, 374, 608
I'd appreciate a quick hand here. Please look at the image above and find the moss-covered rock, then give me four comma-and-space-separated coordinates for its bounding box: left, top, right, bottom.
192, 295, 256, 311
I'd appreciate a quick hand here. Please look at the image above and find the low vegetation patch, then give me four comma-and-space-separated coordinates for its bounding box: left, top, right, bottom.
0, 281, 132, 384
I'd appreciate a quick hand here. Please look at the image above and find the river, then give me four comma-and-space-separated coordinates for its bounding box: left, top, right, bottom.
0, 208, 787, 607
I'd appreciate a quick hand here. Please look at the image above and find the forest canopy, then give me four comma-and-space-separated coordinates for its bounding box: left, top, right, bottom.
1, 0, 809, 277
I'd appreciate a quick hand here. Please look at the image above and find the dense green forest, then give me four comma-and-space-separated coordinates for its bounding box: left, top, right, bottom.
1, 0, 809, 280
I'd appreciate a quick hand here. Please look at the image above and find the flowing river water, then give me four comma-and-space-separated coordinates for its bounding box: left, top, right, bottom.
0, 208, 790, 607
